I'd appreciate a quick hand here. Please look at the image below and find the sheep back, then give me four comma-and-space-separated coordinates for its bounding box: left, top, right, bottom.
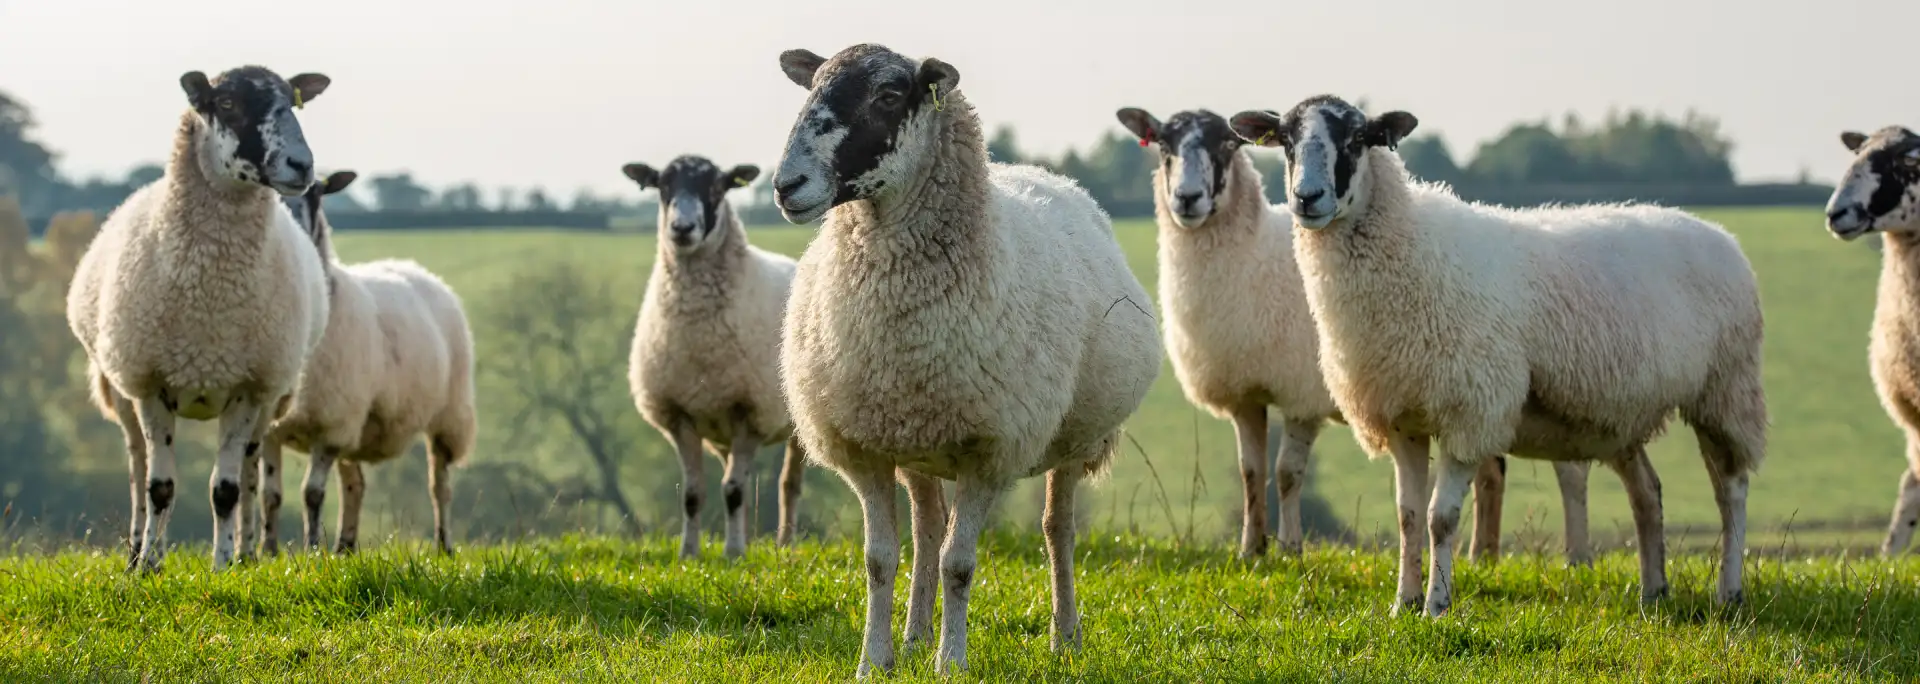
1301, 156, 1763, 468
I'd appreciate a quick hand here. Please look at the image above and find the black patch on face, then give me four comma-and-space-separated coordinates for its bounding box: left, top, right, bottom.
194, 67, 300, 186
1157, 110, 1243, 199
658, 156, 727, 232
1262, 95, 1369, 203
803, 45, 940, 207
1856, 127, 1920, 219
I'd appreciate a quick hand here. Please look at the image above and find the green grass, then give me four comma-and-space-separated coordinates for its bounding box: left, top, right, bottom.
1, 535, 1915, 681
314, 207, 1903, 549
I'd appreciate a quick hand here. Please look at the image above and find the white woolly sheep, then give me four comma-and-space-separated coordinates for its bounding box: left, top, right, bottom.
262, 170, 477, 556
621, 154, 806, 560
771, 44, 1162, 677
69, 65, 333, 573
1824, 125, 1920, 555
1231, 95, 1767, 616
1115, 106, 1597, 564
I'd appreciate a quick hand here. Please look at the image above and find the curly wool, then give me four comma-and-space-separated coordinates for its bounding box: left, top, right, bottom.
71, 111, 329, 421
628, 201, 797, 450
780, 91, 1163, 481
1156, 151, 1335, 422
272, 253, 476, 465
1299, 149, 1767, 469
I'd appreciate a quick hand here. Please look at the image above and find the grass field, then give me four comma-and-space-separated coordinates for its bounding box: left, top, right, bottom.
313, 207, 1904, 550
1, 535, 1915, 681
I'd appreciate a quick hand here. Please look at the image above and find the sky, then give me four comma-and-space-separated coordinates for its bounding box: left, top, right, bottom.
1, 0, 1914, 200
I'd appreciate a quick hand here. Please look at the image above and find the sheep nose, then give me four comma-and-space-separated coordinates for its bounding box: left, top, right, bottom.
775, 175, 809, 200
1174, 190, 1203, 209
1295, 188, 1326, 204
1828, 207, 1853, 223
285, 157, 312, 176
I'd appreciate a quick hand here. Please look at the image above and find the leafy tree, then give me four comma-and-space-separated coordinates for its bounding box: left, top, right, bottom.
0, 92, 60, 215
367, 173, 432, 211
1400, 135, 1464, 185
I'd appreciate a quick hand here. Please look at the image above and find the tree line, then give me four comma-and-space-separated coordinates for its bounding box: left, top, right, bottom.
3, 88, 1824, 228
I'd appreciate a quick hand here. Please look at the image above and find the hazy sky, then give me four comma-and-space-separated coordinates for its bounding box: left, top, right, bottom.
2, 0, 1914, 200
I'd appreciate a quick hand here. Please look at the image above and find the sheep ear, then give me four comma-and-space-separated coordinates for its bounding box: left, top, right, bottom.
1230, 110, 1287, 148
916, 57, 960, 101
1841, 131, 1869, 152
1363, 111, 1419, 150
622, 163, 659, 189
1115, 108, 1163, 145
180, 71, 214, 109
322, 171, 358, 195
780, 49, 826, 89
725, 165, 760, 191
287, 73, 330, 104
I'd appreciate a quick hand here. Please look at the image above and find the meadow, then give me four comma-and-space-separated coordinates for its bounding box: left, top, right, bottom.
1, 535, 1915, 681
316, 207, 1901, 550
4, 206, 1918, 682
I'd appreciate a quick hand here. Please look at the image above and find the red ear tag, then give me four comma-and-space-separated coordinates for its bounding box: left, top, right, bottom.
1138, 138, 1151, 147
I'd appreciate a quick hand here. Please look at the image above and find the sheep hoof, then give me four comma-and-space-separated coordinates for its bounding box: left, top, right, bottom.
1717, 588, 1744, 607
1391, 596, 1422, 617
1641, 585, 1670, 605
1424, 597, 1452, 617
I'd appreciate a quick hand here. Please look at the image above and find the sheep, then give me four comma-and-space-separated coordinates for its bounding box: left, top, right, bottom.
1115, 106, 1596, 564
263, 169, 477, 556
771, 44, 1162, 677
69, 66, 332, 573
621, 154, 806, 559
1824, 125, 1920, 555
1229, 95, 1766, 616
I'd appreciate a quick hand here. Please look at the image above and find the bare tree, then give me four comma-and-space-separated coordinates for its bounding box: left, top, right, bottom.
475, 262, 645, 535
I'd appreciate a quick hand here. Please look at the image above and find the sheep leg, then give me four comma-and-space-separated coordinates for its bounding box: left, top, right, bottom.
670, 418, 705, 559
1554, 461, 1594, 567
937, 473, 1005, 676
1231, 403, 1270, 559
1886, 464, 1920, 556
776, 436, 806, 546
131, 395, 177, 574
1274, 418, 1321, 557
1466, 457, 1504, 564
113, 395, 149, 570
210, 397, 263, 572
429, 438, 456, 555
1606, 447, 1667, 602
722, 426, 760, 560
334, 460, 365, 554
1882, 437, 1920, 555
900, 469, 946, 652
236, 404, 272, 564
1044, 465, 1084, 652
1697, 429, 1751, 606
847, 465, 900, 679
1387, 432, 1431, 615
259, 438, 283, 557
301, 446, 338, 551
1425, 453, 1480, 618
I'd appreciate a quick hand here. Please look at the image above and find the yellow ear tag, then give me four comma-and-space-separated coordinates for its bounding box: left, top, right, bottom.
734, 177, 750, 188
293, 88, 304, 110
928, 83, 942, 112
1256, 131, 1273, 146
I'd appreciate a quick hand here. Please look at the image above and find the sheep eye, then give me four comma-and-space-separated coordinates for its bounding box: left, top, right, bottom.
874, 90, 903, 108
216, 97, 236, 111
